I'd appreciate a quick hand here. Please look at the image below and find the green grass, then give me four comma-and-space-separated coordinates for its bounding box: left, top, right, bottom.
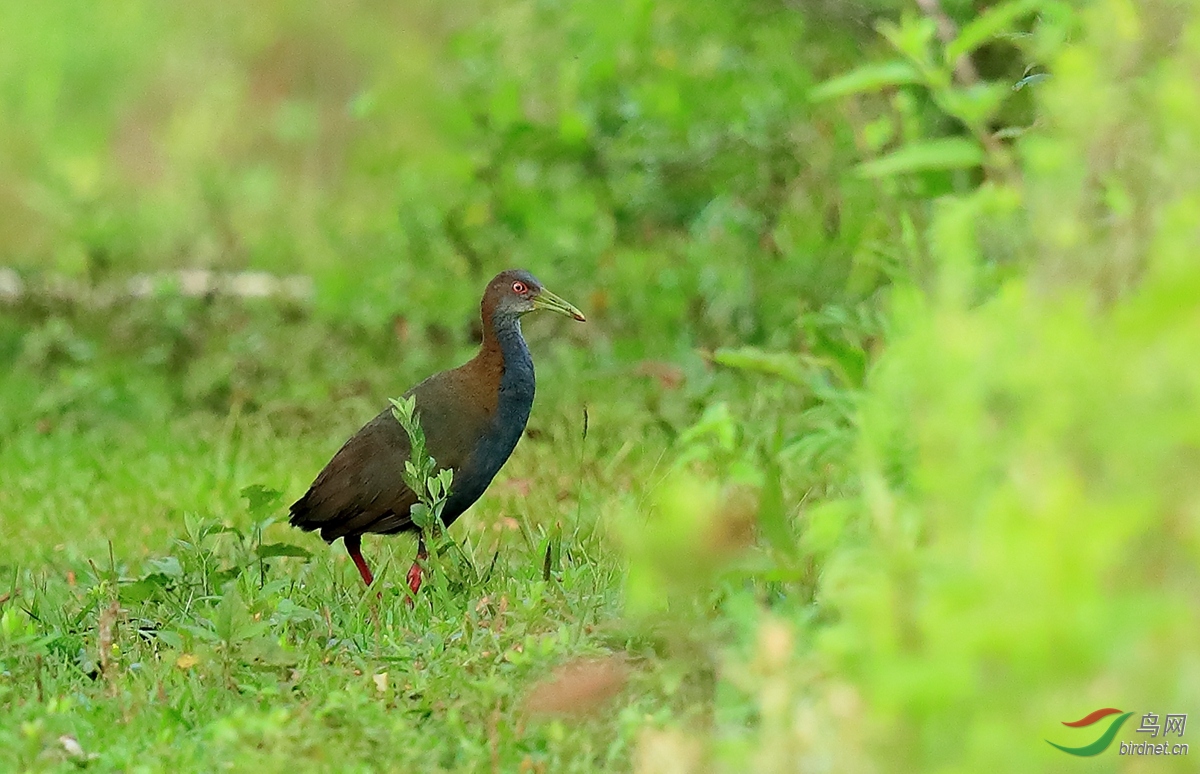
0, 336, 668, 771
5, 0, 1200, 770
0, 301, 780, 771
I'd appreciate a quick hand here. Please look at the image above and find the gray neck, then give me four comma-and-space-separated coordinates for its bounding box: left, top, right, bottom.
442, 311, 534, 519
490, 313, 534, 405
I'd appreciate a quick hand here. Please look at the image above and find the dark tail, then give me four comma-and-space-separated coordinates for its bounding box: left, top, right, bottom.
288, 491, 320, 532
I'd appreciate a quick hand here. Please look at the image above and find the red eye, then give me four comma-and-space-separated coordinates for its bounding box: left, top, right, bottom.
512, 281, 528, 295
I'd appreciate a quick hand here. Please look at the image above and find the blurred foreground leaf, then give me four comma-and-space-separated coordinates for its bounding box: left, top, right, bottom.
810, 61, 922, 101
856, 138, 984, 178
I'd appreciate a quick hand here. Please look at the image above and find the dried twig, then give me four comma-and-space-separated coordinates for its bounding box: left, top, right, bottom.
97, 598, 121, 692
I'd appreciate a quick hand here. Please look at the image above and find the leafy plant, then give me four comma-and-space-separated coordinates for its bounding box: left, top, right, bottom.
811, 0, 1052, 182
390, 395, 480, 599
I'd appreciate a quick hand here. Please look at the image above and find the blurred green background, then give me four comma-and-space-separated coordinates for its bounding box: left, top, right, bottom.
1, 0, 1198, 771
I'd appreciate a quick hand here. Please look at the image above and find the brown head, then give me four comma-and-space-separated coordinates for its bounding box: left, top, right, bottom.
481, 270, 586, 327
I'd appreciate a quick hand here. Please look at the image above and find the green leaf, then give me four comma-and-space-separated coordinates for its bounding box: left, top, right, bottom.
993, 124, 1030, 139
210, 567, 242, 588
275, 599, 321, 625
120, 577, 166, 604
436, 468, 454, 495
214, 584, 267, 645
156, 630, 184, 649
711, 347, 806, 384
241, 485, 282, 518
181, 623, 221, 644
936, 83, 1010, 129
757, 455, 795, 557
809, 61, 922, 101
878, 16, 938, 64
146, 556, 183, 578
946, 0, 1041, 61
1013, 72, 1050, 91
389, 395, 416, 423
800, 499, 855, 556
677, 402, 739, 453
255, 543, 312, 559
410, 502, 432, 531
242, 637, 300, 668
855, 137, 984, 178
214, 585, 247, 644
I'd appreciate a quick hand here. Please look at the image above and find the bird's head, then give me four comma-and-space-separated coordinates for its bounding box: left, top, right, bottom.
483, 270, 586, 324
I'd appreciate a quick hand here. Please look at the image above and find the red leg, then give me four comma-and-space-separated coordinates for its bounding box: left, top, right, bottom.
344, 534, 374, 586
405, 535, 428, 599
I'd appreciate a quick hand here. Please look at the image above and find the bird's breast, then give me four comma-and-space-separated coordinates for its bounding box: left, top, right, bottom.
443, 342, 535, 522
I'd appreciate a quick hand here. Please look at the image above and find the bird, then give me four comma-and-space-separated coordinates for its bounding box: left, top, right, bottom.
289, 269, 585, 596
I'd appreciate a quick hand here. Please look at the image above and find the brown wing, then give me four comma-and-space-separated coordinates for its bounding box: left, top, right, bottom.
288, 364, 495, 542
288, 409, 420, 541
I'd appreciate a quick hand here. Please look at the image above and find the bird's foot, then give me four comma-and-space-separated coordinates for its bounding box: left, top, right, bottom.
404, 535, 429, 608
405, 561, 424, 606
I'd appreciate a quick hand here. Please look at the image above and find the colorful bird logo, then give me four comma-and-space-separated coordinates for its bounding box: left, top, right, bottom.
1047, 708, 1134, 756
